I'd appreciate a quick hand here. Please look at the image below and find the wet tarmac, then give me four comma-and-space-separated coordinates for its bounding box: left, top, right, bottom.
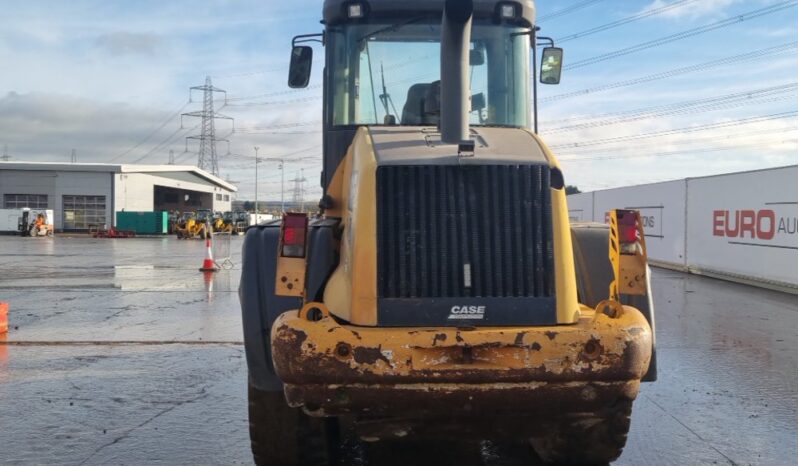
1, 235, 796, 465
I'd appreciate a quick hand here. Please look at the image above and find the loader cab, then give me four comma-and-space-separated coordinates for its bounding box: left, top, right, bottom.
290, 0, 561, 190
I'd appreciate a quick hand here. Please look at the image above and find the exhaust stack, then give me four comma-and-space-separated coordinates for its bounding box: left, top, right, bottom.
440, 0, 473, 144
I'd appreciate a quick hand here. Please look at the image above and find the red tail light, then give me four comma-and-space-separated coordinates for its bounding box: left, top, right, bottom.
617, 210, 639, 245
281, 213, 308, 258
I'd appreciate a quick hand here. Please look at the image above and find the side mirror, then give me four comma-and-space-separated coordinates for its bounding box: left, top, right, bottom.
471, 92, 486, 112
540, 47, 563, 85
288, 46, 313, 88
469, 49, 485, 66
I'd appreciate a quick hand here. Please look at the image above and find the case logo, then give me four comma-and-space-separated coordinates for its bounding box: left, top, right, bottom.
448, 305, 485, 320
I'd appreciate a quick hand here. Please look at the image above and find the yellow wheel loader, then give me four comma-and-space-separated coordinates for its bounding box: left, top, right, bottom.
223, 211, 249, 234
239, 1, 656, 464
175, 212, 209, 239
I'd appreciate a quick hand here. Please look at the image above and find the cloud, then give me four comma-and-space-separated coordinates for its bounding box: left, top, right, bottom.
643, 0, 743, 20
95, 32, 164, 56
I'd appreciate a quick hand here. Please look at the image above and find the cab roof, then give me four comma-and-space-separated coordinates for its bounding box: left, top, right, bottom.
322, 0, 535, 27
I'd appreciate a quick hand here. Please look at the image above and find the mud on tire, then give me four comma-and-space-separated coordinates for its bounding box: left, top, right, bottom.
530, 400, 633, 465
248, 382, 336, 466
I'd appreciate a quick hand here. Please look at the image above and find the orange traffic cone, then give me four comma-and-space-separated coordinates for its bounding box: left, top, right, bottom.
0, 302, 7, 334
199, 234, 218, 272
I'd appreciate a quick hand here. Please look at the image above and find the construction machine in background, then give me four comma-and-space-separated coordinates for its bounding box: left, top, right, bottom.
18, 209, 54, 237
211, 211, 226, 232
175, 211, 209, 239
239, 1, 656, 464
222, 211, 250, 234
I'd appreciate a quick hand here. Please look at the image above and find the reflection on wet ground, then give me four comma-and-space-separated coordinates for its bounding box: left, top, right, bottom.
0, 236, 796, 465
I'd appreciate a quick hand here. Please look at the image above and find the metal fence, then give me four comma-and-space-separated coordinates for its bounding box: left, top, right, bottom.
212, 231, 233, 269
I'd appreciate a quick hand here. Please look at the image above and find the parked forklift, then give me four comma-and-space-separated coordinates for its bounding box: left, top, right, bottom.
19, 209, 54, 237
239, 1, 656, 464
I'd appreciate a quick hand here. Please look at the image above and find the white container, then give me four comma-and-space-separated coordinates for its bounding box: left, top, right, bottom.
686, 166, 798, 288
248, 213, 275, 226
567, 193, 593, 222
0, 209, 22, 232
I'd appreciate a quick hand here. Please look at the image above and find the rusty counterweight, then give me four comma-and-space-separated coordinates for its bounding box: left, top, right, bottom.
271, 305, 652, 418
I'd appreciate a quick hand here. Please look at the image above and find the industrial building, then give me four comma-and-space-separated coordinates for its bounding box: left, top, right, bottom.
0, 161, 237, 231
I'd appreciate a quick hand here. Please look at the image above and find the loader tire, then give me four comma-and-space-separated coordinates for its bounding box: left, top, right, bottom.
248, 382, 335, 466
530, 400, 632, 465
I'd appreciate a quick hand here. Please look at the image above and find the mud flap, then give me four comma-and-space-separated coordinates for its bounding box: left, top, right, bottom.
571, 223, 657, 382
239, 223, 301, 391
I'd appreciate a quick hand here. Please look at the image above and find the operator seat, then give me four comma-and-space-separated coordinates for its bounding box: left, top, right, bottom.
401, 82, 440, 126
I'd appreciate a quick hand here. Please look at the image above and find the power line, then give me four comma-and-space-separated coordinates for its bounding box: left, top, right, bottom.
556, 0, 701, 43
549, 110, 798, 150
108, 101, 190, 162
129, 125, 195, 164
556, 126, 798, 158
225, 95, 322, 107
564, 0, 798, 71
542, 40, 798, 103
236, 120, 321, 130
559, 138, 798, 163
538, 0, 605, 22
226, 85, 322, 102
544, 82, 798, 133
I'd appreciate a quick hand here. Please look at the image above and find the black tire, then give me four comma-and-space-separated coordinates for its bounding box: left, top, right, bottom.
530, 400, 633, 465
248, 382, 335, 466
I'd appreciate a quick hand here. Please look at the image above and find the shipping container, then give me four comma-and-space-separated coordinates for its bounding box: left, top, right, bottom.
686, 166, 798, 290
116, 211, 168, 234
568, 164, 798, 292
567, 192, 593, 222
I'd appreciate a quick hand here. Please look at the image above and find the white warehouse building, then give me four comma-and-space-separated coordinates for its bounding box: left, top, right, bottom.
0, 161, 237, 231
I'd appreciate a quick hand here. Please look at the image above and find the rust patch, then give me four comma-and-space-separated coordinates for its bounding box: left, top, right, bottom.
580, 338, 604, 362
353, 345, 391, 365
531, 342, 542, 351
544, 331, 557, 341
335, 342, 352, 359
432, 333, 447, 346
350, 330, 362, 340
455, 333, 465, 343
514, 332, 526, 346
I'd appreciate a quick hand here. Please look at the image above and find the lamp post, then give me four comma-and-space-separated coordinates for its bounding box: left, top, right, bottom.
254, 146, 260, 214
279, 161, 285, 213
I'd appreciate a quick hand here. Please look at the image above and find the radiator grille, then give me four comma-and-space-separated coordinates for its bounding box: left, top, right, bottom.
377, 164, 554, 299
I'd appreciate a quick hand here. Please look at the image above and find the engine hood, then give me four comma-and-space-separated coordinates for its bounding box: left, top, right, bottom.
367, 126, 550, 166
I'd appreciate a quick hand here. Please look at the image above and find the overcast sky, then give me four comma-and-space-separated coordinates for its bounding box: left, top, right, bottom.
2, 0, 797, 200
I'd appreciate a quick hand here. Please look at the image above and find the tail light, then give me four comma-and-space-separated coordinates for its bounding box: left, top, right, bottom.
617, 210, 639, 245
280, 213, 308, 258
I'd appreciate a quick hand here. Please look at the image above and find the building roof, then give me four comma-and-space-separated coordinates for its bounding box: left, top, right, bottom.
0, 161, 237, 192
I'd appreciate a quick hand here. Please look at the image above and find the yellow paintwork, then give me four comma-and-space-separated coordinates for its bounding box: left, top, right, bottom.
528, 131, 581, 324
272, 303, 652, 381
323, 128, 378, 325
609, 210, 649, 299
275, 255, 307, 297
321, 127, 582, 326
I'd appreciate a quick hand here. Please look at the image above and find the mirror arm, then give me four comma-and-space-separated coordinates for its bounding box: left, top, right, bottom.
537, 36, 554, 48
292, 33, 325, 47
